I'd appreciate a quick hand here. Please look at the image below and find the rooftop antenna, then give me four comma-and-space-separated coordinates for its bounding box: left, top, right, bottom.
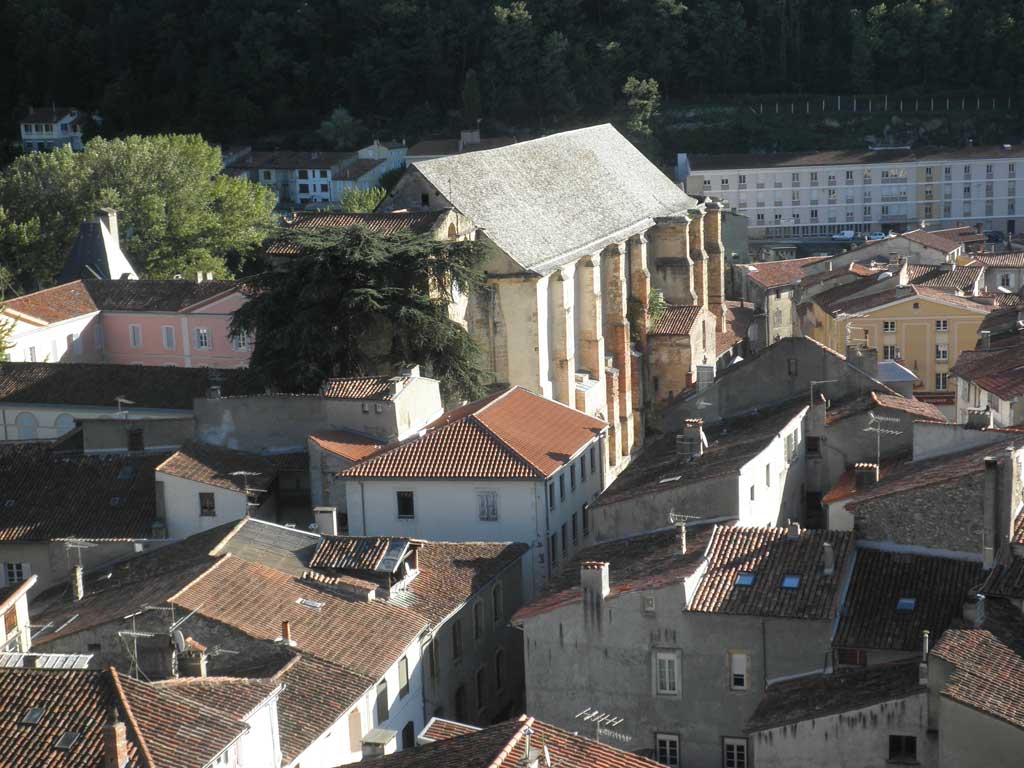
574, 707, 631, 746
229, 471, 264, 514
863, 411, 902, 467
115, 396, 134, 419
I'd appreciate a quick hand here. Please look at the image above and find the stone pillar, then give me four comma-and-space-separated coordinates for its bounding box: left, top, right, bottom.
548, 264, 576, 406
602, 242, 635, 459
703, 201, 727, 326
648, 217, 696, 305
689, 207, 709, 310
575, 256, 605, 385
604, 363, 621, 467
495, 276, 551, 398
628, 233, 652, 348
630, 348, 644, 442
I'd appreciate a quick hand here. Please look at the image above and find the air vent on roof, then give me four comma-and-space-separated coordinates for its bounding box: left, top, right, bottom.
20, 708, 44, 725
296, 597, 324, 611
110, 497, 121, 507
54, 732, 80, 750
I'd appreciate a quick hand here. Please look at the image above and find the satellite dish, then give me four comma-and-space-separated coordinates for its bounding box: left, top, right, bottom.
172, 629, 187, 654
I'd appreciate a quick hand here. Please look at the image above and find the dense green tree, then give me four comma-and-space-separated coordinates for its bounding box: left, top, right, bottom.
318, 107, 364, 150
623, 76, 660, 142
0, 135, 276, 289
232, 226, 488, 401
340, 187, 387, 213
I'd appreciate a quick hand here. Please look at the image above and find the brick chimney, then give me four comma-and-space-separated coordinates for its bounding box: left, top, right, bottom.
854, 462, 880, 489
280, 620, 295, 646
102, 707, 129, 768
677, 418, 706, 459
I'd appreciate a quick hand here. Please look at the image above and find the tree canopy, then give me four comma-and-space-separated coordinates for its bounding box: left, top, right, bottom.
231, 226, 488, 401
0, 134, 277, 291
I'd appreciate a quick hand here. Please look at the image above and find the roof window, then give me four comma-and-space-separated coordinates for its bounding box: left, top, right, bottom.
54, 732, 80, 750
20, 708, 44, 725
735, 572, 756, 587
296, 597, 324, 611
896, 597, 917, 611
781, 574, 801, 589
4, 499, 14, 508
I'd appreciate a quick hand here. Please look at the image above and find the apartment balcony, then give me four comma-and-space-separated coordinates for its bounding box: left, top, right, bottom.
880, 213, 909, 223
738, 183, 747, 190
880, 193, 909, 203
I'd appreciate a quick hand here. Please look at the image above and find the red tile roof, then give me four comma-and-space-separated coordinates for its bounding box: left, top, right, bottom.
150, 676, 281, 722
901, 229, 962, 253
513, 525, 715, 623
320, 375, 410, 401
834, 547, 983, 652
309, 536, 400, 572
908, 265, 984, 291
341, 386, 605, 480
871, 392, 947, 422
972, 252, 1024, 268
156, 441, 277, 493
716, 300, 754, 352
83, 279, 242, 312
336, 158, 385, 180
419, 717, 481, 741
747, 660, 924, 732
21, 107, 79, 124
1, 280, 97, 324
649, 305, 702, 336
360, 715, 663, 768
309, 430, 384, 462
689, 525, 853, 620
231, 150, 350, 170
742, 256, 831, 289
823, 284, 995, 317
267, 210, 445, 255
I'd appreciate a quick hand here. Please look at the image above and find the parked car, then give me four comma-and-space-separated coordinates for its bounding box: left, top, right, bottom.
831, 230, 857, 241
985, 230, 1005, 243
865, 231, 889, 241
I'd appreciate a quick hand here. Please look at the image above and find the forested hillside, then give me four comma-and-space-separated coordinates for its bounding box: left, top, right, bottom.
2, 0, 1022, 150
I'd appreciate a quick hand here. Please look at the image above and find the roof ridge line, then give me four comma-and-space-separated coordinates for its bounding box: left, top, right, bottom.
166, 553, 232, 603
108, 667, 158, 768
489, 716, 535, 768
466, 414, 546, 478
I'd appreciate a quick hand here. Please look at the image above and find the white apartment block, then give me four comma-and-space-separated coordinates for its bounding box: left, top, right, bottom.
679, 145, 1024, 240
19, 107, 85, 152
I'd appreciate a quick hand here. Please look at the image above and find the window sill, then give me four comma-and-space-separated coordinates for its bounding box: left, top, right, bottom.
887, 760, 919, 766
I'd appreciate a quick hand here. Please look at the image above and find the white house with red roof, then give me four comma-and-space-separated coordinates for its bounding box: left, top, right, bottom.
337, 386, 607, 597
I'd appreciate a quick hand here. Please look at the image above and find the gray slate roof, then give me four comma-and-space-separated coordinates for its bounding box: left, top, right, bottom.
412, 124, 696, 274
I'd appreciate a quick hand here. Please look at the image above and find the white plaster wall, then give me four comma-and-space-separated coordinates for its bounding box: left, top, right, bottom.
237, 696, 283, 768
6, 313, 100, 363
156, 473, 249, 539
736, 410, 808, 527
0, 404, 190, 442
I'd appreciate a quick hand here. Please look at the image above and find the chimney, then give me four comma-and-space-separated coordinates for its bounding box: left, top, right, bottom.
677, 418, 707, 459
280, 620, 295, 646
178, 647, 208, 678
845, 345, 878, 377
72, 564, 84, 601
400, 364, 421, 378
854, 462, 880, 489
315, 506, 338, 536
102, 708, 129, 768
678, 524, 687, 554
983, 456, 998, 568
918, 630, 930, 686
580, 561, 610, 602
786, 520, 802, 540
206, 385, 222, 399
97, 208, 119, 245
459, 129, 481, 150
965, 407, 993, 430
822, 541, 835, 576
361, 728, 397, 759
980, 330, 991, 350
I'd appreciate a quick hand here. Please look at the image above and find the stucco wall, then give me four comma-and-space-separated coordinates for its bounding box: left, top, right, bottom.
6, 313, 101, 364
156, 472, 272, 539
0, 403, 190, 443
0, 539, 154, 591
937, 697, 1024, 768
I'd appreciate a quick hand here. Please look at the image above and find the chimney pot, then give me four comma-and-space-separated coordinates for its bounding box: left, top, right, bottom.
281, 620, 293, 645
678, 418, 707, 459
854, 462, 880, 489
72, 564, 84, 601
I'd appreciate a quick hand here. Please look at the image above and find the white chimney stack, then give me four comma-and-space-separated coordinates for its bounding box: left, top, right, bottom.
72, 564, 84, 601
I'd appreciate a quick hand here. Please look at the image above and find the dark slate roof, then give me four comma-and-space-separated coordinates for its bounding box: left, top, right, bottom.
0, 362, 214, 410
83, 279, 241, 312
58, 221, 136, 284
0, 447, 168, 542
746, 660, 924, 732
211, 517, 320, 578
981, 546, 1024, 600
689, 525, 853, 620
412, 124, 696, 273
834, 548, 983, 652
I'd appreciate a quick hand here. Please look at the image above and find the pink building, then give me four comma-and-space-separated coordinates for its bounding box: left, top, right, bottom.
2, 278, 251, 368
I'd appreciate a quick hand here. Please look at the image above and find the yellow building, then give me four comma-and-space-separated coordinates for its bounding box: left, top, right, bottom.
807, 285, 994, 395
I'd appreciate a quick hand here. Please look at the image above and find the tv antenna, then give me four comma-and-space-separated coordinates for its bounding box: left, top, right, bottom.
863, 411, 902, 466
229, 471, 265, 514
574, 707, 631, 745
114, 396, 134, 419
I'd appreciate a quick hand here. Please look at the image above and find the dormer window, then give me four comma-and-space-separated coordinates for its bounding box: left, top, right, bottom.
896, 597, 916, 611
781, 574, 801, 589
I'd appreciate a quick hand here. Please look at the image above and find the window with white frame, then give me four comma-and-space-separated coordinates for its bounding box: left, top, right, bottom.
936, 343, 949, 361
936, 319, 948, 332
883, 321, 896, 333
883, 345, 899, 361
1001, 272, 1012, 288
194, 328, 211, 350
128, 324, 142, 348
4, 562, 29, 586
724, 738, 747, 768
936, 373, 948, 390
655, 734, 680, 767
478, 491, 498, 521
654, 650, 680, 696
729, 652, 749, 690
162, 325, 175, 350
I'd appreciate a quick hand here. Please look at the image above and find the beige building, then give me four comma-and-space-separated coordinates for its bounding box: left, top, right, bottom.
383, 125, 726, 472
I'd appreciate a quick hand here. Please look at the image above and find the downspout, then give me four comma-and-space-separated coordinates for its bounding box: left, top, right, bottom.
360, 480, 367, 535
762, 619, 768, 692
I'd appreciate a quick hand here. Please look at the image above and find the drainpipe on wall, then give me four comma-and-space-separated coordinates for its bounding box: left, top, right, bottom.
360, 481, 367, 536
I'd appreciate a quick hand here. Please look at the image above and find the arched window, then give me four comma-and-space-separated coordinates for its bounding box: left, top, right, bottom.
55, 413, 76, 436
15, 412, 38, 441
447, 223, 457, 240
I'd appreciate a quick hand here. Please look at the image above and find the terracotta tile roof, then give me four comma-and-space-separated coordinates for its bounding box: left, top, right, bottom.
972, 251, 1024, 268
267, 210, 444, 255
83, 279, 241, 312
849, 262, 885, 276
342, 386, 605, 480
843, 439, 1019, 511
230, 150, 350, 171
689, 525, 853, 620
931, 597, 1024, 729
119, 674, 247, 768
170, 555, 428, 681
822, 460, 899, 504
914, 284, 998, 312
716, 300, 754, 352
336, 158, 385, 180
649, 304, 702, 335
156, 441, 277, 493
901, 229, 961, 253
825, 284, 994, 317
407, 136, 516, 157
742, 256, 831, 289
981, 546, 1024, 600
21, 106, 79, 124
746, 660, 924, 732
834, 547, 983, 652
908, 265, 984, 291
309, 536, 401, 572
0, 667, 141, 767
419, 717, 481, 741
513, 524, 716, 623
596, 402, 807, 506
321, 375, 410, 401
360, 715, 663, 768
951, 345, 1024, 380
0, 362, 214, 410
975, 364, 1024, 400
871, 392, 947, 422
309, 430, 384, 461
1, 280, 97, 324
932, 225, 988, 246
150, 676, 281, 722
0, 447, 168, 542
811, 273, 898, 313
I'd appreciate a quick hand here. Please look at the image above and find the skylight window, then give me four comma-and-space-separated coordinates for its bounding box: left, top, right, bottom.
54, 732, 80, 750
896, 597, 917, 611
296, 597, 324, 611
735, 573, 756, 587
20, 708, 44, 725
781, 575, 801, 589
4, 499, 14, 508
